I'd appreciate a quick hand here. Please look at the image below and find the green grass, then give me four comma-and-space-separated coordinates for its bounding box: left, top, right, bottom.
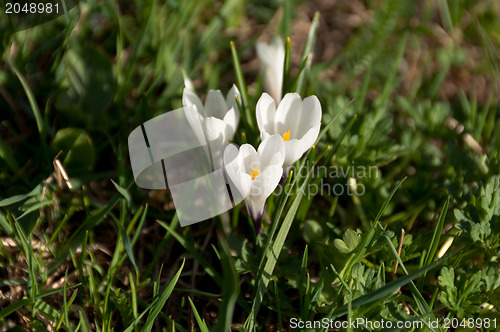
1, 0, 499, 330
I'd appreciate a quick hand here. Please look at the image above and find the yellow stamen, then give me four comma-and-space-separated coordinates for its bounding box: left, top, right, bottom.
250, 167, 259, 180
282, 130, 290, 141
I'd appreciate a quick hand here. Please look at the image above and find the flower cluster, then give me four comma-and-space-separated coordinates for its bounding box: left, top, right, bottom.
182, 38, 322, 221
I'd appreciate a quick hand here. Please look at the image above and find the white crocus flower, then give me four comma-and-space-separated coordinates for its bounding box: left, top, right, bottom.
256, 36, 285, 104
183, 84, 241, 169
224, 135, 285, 221
256, 92, 322, 167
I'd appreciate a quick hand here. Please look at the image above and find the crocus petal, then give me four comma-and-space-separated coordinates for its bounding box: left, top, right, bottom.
256, 37, 284, 104
299, 123, 321, 155
183, 88, 204, 116
274, 93, 302, 135
256, 93, 277, 138
239, 144, 260, 173
204, 90, 228, 119
202, 117, 226, 142
246, 197, 266, 221
223, 107, 238, 140
182, 86, 242, 171
236, 172, 253, 198
283, 139, 305, 166
223, 143, 240, 169
203, 117, 228, 169
255, 165, 283, 198
223, 136, 285, 222
224, 144, 252, 201
246, 164, 283, 220
183, 75, 195, 91
281, 124, 320, 167
261, 131, 272, 141
255, 92, 323, 166
302, 95, 322, 127
258, 134, 285, 168
183, 105, 206, 146
289, 96, 321, 138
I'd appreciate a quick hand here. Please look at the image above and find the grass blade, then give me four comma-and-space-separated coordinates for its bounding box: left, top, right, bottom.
282, 37, 291, 95
0, 137, 19, 172
142, 259, 185, 331
294, 12, 319, 94
423, 196, 450, 267
0, 299, 30, 319
381, 230, 439, 331
188, 297, 209, 332
437, 0, 453, 30
0, 184, 42, 207
157, 219, 223, 285
298, 245, 308, 313
111, 179, 132, 208
327, 251, 455, 320
111, 215, 138, 272
315, 98, 356, 144
230, 41, 253, 128
213, 233, 239, 331
123, 301, 156, 332
6, 59, 44, 135
245, 166, 315, 330
49, 182, 132, 274
339, 177, 407, 279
